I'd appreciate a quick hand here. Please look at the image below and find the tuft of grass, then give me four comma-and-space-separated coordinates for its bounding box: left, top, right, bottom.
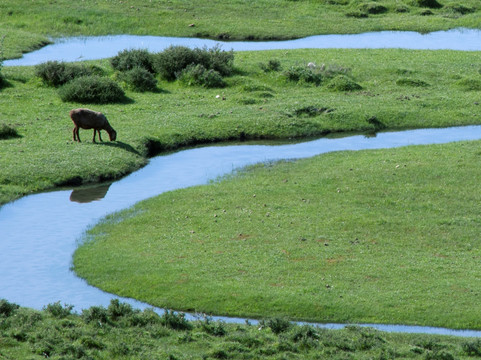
0, 123, 19, 139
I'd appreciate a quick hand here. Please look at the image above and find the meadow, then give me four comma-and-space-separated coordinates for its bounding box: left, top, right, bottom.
2, 1, 481, 358
1, 0, 481, 59
2, 47, 481, 204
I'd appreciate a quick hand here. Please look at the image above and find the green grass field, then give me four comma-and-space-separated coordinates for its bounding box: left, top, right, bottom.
74, 140, 481, 329
2, 0, 481, 59
2, 48, 481, 204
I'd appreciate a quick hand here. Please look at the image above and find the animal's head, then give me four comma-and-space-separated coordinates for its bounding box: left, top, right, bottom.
109, 130, 117, 141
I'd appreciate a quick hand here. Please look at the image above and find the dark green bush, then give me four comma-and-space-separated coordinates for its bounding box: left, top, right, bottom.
199, 317, 227, 336
445, 4, 475, 14
153, 45, 234, 81
35, 61, 103, 87
265, 317, 292, 335
415, 0, 443, 9
111, 48, 155, 73
463, 339, 481, 356
107, 299, 134, 321
178, 64, 226, 88
119, 67, 158, 92
0, 123, 19, 139
0, 299, 19, 317
58, 75, 126, 103
43, 301, 74, 319
81, 305, 109, 324
326, 74, 362, 91
153, 45, 201, 81
160, 310, 193, 331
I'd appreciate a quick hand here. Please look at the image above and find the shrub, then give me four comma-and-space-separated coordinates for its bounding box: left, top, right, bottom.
81, 305, 109, 324
199, 317, 227, 336
178, 64, 226, 88
153, 45, 234, 81
35, 61, 103, 87
160, 310, 193, 331
44, 301, 74, 319
119, 67, 158, 92
58, 75, 126, 103
107, 299, 134, 321
265, 317, 292, 335
326, 74, 362, 91
0, 299, 19, 317
111, 48, 155, 73
462, 339, 481, 356
0, 123, 19, 139
153, 45, 201, 81
415, 0, 443, 9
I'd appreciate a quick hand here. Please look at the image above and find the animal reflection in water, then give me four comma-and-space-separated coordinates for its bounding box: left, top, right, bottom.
69, 183, 111, 203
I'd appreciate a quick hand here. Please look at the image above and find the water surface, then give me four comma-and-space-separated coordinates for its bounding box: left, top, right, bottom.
4, 28, 481, 66
2, 126, 481, 336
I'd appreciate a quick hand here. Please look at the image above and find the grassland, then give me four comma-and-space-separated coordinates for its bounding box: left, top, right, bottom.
1, 0, 481, 59
2, 47, 481, 204
73, 139, 481, 330
3, 299, 481, 360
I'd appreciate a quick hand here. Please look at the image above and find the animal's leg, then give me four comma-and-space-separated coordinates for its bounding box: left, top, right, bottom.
98, 130, 103, 142
73, 127, 81, 142
92, 130, 97, 143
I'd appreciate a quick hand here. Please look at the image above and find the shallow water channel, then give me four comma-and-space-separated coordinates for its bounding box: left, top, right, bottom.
4, 28, 481, 66
3, 29, 481, 336
2, 126, 481, 336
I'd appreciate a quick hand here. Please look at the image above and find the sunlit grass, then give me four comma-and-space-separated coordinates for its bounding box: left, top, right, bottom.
74, 140, 481, 329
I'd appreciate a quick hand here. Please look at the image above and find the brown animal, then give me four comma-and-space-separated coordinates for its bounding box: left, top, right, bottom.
70, 108, 117, 143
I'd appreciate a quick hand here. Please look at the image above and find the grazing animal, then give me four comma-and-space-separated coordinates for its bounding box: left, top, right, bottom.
70, 108, 117, 143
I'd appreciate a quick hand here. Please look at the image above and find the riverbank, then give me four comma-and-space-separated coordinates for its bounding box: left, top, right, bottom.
2, 47, 481, 205
2, 0, 481, 60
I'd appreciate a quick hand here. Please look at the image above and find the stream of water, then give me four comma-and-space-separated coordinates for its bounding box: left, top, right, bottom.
4, 28, 481, 66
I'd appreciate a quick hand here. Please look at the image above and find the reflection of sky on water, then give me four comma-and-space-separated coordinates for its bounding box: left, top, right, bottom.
5, 28, 481, 66
1, 126, 481, 336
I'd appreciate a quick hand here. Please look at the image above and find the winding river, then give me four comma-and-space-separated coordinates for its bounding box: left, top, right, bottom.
2, 29, 481, 336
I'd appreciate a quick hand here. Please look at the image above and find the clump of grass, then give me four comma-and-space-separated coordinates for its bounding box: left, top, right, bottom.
58, 75, 126, 103
294, 105, 332, 117
259, 59, 282, 72
415, 0, 443, 9
396, 77, 429, 87
456, 77, 481, 91
360, 2, 389, 14
118, 67, 158, 92
445, 4, 475, 15
326, 74, 362, 91
110, 48, 155, 73
35, 61, 103, 87
0, 123, 19, 139
284, 65, 323, 85
263, 317, 292, 335
462, 339, 481, 356
177, 64, 226, 88
160, 310, 193, 331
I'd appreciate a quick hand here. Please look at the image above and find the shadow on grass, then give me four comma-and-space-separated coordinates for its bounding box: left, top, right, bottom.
100, 140, 142, 156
